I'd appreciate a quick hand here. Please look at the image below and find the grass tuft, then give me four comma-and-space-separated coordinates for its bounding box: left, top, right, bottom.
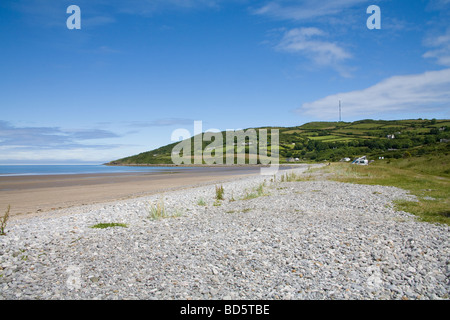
1, 205, 10, 236
148, 198, 182, 220
148, 198, 168, 220
90, 222, 128, 229
242, 182, 269, 200
279, 171, 314, 182
215, 185, 225, 201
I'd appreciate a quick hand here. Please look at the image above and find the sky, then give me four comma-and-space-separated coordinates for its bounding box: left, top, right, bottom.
0, 0, 449, 164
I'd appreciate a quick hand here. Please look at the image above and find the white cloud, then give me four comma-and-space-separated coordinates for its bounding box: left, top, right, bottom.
255, 1, 361, 77
275, 27, 352, 76
8, 0, 223, 27
106, 0, 222, 15
427, 0, 450, 10
277, 28, 351, 63
423, 28, 450, 67
296, 68, 450, 120
0, 121, 121, 148
127, 118, 194, 127
253, 0, 368, 21
0, 147, 114, 163
82, 16, 116, 28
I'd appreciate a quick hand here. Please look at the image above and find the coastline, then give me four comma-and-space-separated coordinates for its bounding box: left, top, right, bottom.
0, 166, 278, 221
104, 163, 309, 167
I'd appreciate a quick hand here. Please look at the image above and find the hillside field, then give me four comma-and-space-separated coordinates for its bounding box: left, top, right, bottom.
108, 119, 450, 165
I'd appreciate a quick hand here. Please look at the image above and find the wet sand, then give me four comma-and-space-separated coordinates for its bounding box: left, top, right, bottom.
0, 166, 266, 220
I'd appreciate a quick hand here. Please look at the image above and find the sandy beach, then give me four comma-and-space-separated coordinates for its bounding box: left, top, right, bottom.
0, 166, 268, 220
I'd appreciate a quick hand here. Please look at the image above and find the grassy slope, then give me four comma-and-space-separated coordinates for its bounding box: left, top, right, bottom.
108, 119, 449, 165
316, 154, 450, 225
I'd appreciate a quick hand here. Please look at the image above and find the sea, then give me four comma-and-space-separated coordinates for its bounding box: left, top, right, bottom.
0, 165, 190, 177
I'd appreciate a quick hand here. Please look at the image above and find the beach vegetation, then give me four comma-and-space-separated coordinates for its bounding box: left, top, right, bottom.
321, 154, 450, 225
197, 198, 207, 206
242, 182, 269, 200
242, 191, 259, 200
1, 205, 10, 236
281, 171, 301, 182
279, 171, 314, 182
215, 185, 224, 201
147, 198, 182, 220
256, 182, 265, 196
90, 222, 128, 229
148, 198, 168, 220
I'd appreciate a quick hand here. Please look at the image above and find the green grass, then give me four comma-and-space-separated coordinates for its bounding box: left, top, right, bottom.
279, 171, 314, 182
322, 155, 450, 225
242, 182, 269, 200
381, 124, 407, 129
197, 198, 207, 206
298, 121, 343, 130
308, 135, 342, 141
283, 129, 305, 134
147, 198, 182, 220
90, 222, 128, 229
215, 185, 225, 201
0, 205, 10, 236
348, 123, 383, 129
242, 191, 259, 200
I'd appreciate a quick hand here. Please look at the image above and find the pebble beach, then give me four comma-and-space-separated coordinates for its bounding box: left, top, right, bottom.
0, 165, 448, 300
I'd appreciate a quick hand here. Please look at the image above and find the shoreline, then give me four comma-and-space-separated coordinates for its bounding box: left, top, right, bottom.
104, 163, 311, 167
0, 165, 299, 221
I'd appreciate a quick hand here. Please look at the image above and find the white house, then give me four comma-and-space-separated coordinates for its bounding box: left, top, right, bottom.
352, 156, 369, 165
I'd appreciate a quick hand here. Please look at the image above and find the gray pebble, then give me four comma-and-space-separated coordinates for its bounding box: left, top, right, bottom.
0, 165, 448, 300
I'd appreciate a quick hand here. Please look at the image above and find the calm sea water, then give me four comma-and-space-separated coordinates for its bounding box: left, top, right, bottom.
0, 165, 190, 176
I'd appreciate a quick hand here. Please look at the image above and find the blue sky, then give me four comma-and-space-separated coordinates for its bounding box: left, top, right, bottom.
0, 0, 449, 164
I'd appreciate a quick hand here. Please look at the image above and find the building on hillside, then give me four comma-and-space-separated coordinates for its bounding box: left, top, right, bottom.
352, 156, 369, 165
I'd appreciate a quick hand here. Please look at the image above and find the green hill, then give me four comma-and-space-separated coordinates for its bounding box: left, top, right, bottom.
107, 119, 450, 165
